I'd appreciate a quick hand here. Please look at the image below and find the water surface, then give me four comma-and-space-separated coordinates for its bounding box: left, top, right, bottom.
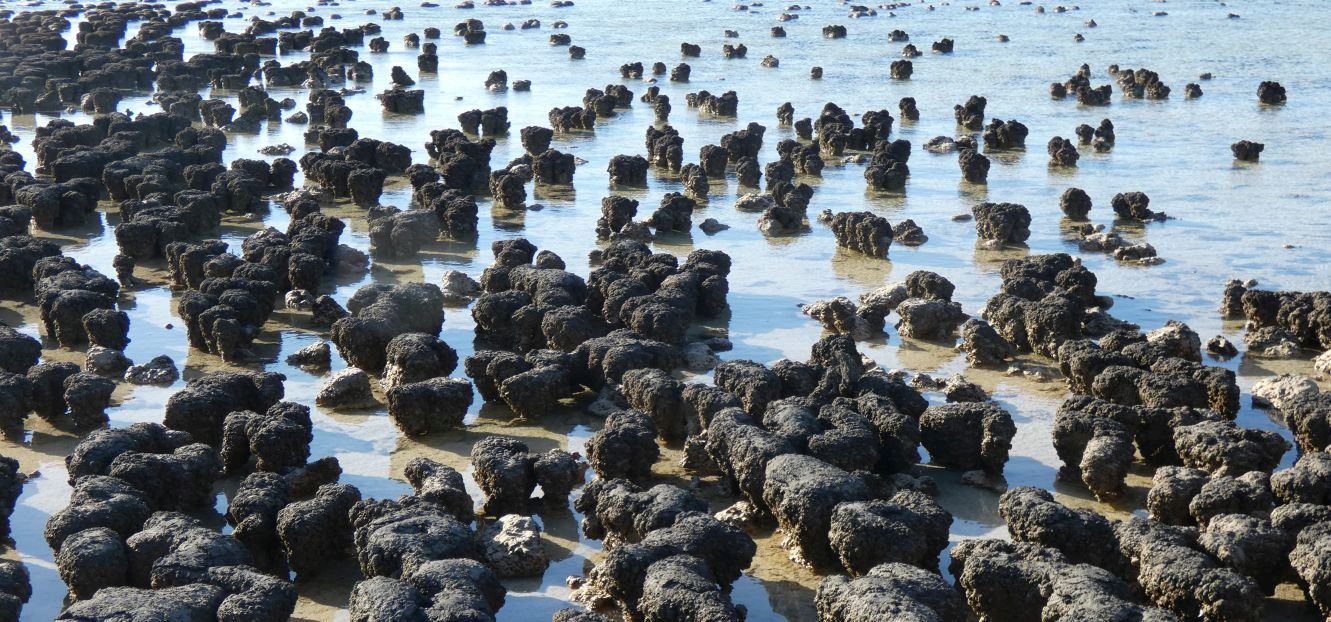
2, 0, 1330, 619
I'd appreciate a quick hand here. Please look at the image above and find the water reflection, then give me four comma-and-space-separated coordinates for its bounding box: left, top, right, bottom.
2, 0, 1331, 619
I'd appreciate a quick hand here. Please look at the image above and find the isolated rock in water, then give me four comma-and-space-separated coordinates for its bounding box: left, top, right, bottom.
959, 149, 990, 184
954, 96, 986, 130
1206, 336, 1238, 357
803, 297, 872, 339
919, 402, 1016, 474
1111, 191, 1159, 221
895, 298, 967, 341
1060, 188, 1092, 219
829, 212, 893, 258
893, 219, 928, 246
386, 377, 473, 436
1257, 81, 1286, 105
478, 514, 549, 578
982, 119, 1029, 150
700, 218, 729, 234
1231, 140, 1264, 162
85, 347, 132, 377
1047, 136, 1079, 167
889, 60, 913, 80
943, 376, 989, 403
972, 202, 1032, 246
316, 368, 378, 409
122, 356, 179, 386
922, 136, 956, 154
898, 97, 920, 121
441, 270, 482, 304
286, 342, 332, 370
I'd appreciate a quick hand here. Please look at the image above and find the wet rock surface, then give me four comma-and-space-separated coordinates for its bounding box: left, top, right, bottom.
0, 3, 1325, 621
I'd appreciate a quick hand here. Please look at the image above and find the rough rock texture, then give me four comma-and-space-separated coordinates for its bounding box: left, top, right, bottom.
106, 443, 222, 511
829, 490, 952, 575
972, 202, 1032, 246
478, 514, 548, 578
164, 372, 285, 444
1146, 466, 1212, 526
575, 479, 707, 543
1173, 420, 1288, 477
1291, 521, 1331, 618
829, 211, 892, 258
583, 511, 754, 616
221, 402, 313, 474
315, 368, 377, 409
44, 477, 149, 555
382, 333, 459, 391
1115, 516, 1264, 621
999, 486, 1128, 574
1053, 396, 1136, 499
386, 377, 474, 436
960, 319, 1017, 367
638, 555, 746, 622
816, 562, 969, 622
919, 402, 1016, 474
1273, 451, 1331, 505
1199, 513, 1291, 594
762, 453, 871, 570
277, 483, 362, 577
950, 537, 1178, 622
586, 410, 660, 481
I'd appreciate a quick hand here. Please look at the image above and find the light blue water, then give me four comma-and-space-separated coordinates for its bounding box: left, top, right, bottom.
2, 0, 1330, 619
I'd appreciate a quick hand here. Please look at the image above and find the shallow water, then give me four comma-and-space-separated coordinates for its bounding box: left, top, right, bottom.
2, 0, 1331, 619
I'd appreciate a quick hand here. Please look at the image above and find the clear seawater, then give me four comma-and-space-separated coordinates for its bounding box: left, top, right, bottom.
2, 0, 1330, 619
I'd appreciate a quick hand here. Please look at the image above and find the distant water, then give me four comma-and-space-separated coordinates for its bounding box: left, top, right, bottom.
2, 0, 1329, 619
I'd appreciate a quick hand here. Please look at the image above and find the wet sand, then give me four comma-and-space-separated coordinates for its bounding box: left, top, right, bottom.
2, 0, 1331, 619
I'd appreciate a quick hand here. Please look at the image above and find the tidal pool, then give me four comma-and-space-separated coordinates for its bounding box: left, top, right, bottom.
1, 0, 1330, 619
